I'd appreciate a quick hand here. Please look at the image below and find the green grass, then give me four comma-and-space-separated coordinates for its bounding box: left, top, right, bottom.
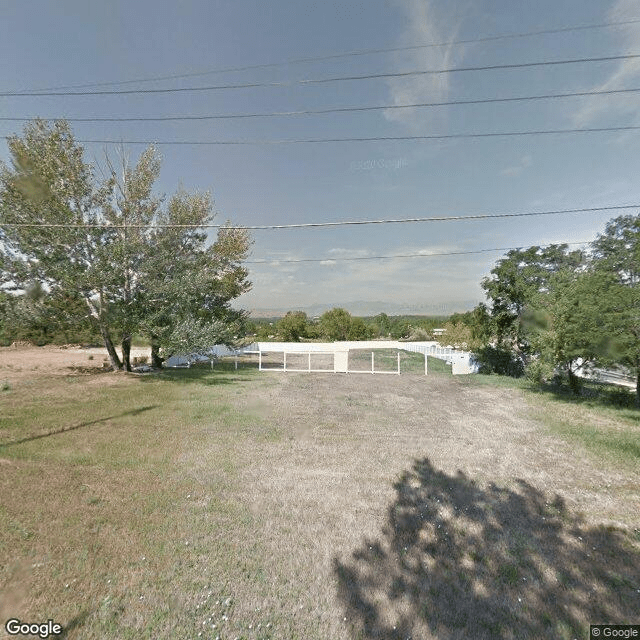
0, 365, 293, 640
459, 374, 640, 471
344, 349, 452, 375
425, 354, 453, 375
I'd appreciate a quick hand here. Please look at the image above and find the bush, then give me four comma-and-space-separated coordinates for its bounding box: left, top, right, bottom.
410, 327, 432, 341
603, 385, 635, 408
472, 346, 525, 378
525, 358, 555, 384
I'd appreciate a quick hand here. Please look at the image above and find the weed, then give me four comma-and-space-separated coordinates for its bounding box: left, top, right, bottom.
497, 562, 520, 585
1, 379, 10, 391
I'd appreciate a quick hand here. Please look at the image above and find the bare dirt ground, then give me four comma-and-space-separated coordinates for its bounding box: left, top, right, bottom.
0, 344, 150, 380
228, 372, 640, 638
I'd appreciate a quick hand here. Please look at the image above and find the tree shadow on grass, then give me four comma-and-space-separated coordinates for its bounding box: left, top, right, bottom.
137, 363, 254, 386
513, 377, 640, 421
57, 609, 92, 638
334, 458, 640, 640
0, 405, 159, 447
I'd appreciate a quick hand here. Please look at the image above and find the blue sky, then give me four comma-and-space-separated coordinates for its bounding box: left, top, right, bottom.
2, 0, 640, 313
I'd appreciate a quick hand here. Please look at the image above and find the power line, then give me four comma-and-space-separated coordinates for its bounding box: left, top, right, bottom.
13, 17, 640, 93
245, 242, 590, 264
3, 124, 638, 146
3, 53, 639, 97
1, 204, 635, 230
4, 86, 640, 123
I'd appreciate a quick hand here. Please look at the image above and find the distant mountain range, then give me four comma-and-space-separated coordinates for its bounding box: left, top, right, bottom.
244, 299, 482, 318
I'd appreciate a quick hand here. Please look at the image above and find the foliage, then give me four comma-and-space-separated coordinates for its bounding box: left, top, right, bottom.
275, 311, 309, 341
591, 214, 640, 405
440, 321, 474, 350
0, 120, 251, 370
472, 345, 525, 377
0, 287, 101, 346
592, 214, 640, 285
481, 245, 584, 349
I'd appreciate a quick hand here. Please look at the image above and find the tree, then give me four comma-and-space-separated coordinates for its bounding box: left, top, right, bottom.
0, 120, 122, 366
347, 317, 373, 340
441, 304, 493, 351
276, 311, 309, 341
319, 308, 353, 341
440, 321, 473, 350
592, 214, 640, 285
373, 312, 392, 337
131, 188, 251, 367
524, 269, 615, 391
591, 214, 640, 405
0, 120, 251, 370
482, 245, 584, 352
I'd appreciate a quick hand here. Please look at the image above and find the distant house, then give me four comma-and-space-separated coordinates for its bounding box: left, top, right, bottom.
432, 328, 445, 336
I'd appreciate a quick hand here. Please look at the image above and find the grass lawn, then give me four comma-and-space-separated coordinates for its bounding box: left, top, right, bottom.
1, 357, 639, 639
459, 374, 640, 472
346, 349, 451, 375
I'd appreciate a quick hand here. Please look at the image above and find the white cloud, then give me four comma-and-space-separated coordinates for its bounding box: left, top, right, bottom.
573, 0, 640, 127
385, 0, 466, 132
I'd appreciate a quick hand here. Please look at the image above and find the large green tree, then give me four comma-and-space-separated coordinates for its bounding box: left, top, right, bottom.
481, 244, 584, 353
276, 311, 309, 342
591, 214, 640, 404
524, 269, 617, 390
0, 120, 122, 365
0, 120, 251, 370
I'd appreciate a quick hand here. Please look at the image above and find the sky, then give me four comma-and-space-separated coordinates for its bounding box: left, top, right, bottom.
2, 0, 640, 315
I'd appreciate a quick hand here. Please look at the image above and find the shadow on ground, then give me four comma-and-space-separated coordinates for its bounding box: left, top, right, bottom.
334, 458, 640, 640
137, 363, 254, 386
530, 379, 640, 415
0, 405, 159, 447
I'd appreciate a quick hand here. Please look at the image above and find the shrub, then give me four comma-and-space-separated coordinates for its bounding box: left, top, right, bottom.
472, 345, 525, 378
525, 358, 555, 384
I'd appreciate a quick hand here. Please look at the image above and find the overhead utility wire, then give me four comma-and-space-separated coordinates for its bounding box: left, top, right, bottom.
4, 124, 637, 145
14, 16, 640, 93
1, 205, 635, 230
3, 53, 639, 97
4, 86, 640, 122
245, 242, 590, 264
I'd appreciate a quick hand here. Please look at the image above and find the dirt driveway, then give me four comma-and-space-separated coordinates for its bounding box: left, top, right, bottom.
236, 371, 638, 526
225, 371, 640, 639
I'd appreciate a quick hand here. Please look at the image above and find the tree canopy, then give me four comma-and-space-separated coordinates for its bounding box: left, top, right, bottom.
0, 120, 252, 370
477, 216, 640, 405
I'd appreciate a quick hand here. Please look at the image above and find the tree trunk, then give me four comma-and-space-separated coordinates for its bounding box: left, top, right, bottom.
85, 295, 122, 371
151, 336, 163, 368
567, 361, 581, 395
636, 367, 640, 409
121, 335, 132, 372
100, 324, 122, 371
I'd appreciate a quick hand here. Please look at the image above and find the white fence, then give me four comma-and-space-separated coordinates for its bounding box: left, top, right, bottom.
164, 340, 479, 375
246, 341, 478, 375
